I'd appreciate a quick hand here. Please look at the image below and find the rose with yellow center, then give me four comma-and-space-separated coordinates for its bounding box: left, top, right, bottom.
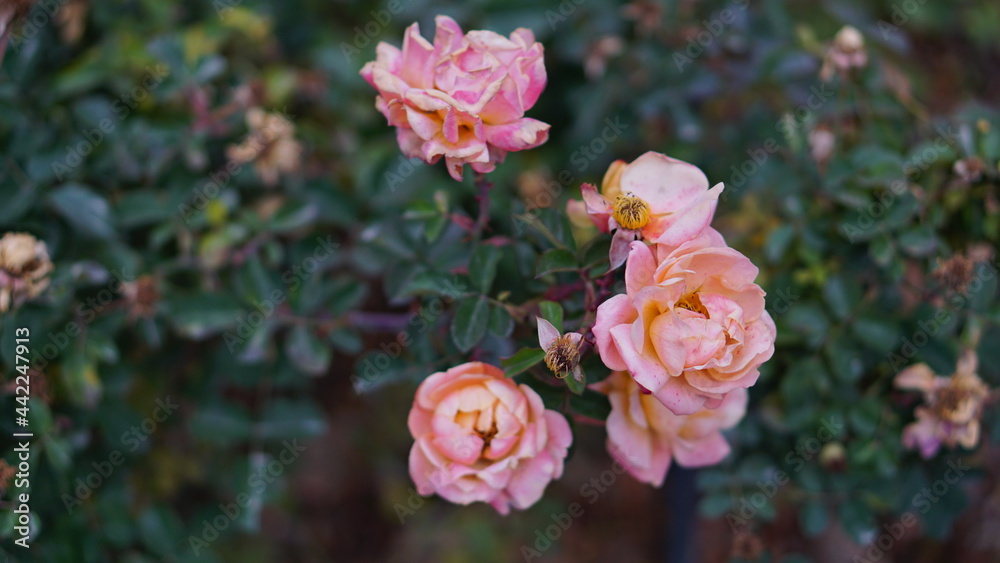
407, 362, 572, 514
578, 151, 724, 269
593, 229, 776, 415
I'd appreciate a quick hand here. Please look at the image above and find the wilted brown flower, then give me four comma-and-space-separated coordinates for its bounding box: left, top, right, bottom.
121, 275, 160, 320
933, 254, 975, 295
895, 350, 991, 458
0, 232, 53, 312
226, 108, 303, 186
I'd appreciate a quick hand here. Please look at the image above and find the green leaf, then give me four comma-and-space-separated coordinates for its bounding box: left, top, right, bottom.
269, 201, 319, 233
539, 300, 564, 333
469, 244, 502, 293
563, 366, 586, 395
501, 347, 545, 377
285, 325, 331, 376
570, 389, 610, 420
257, 399, 328, 438
189, 403, 254, 445
488, 303, 514, 337
451, 296, 490, 352
536, 248, 577, 277
164, 293, 243, 340
49, 183, 116, 239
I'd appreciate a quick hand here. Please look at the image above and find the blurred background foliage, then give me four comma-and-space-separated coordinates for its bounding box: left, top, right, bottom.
1, 0, 999, 561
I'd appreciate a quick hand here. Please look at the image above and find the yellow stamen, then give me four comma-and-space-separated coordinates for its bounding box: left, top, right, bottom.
675, 292, 709, 317
612, 192, 651, 231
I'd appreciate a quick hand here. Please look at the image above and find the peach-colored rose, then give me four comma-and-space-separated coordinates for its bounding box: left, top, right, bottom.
408, 361, 572, 514
895, 351, 991, 459
593, 371, 746, 486
593, 230, 775, 415
360, 16, 549, 181
581, 152, 723, 268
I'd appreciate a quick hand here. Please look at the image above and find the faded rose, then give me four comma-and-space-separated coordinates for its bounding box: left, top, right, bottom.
408, 362, 572, 514
895, 351, 991, 459
593, 230, 775, 415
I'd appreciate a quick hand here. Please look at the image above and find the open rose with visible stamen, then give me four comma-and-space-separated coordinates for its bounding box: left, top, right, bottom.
580, 152, 724, 269
408, 362, 572, 514
360, 16, 549, 181
593, 230, 775, 415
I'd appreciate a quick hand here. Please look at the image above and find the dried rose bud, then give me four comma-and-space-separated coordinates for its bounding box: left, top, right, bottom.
537, 317, 583, 382
0, 232, 53, 312
819, 441, 847, 472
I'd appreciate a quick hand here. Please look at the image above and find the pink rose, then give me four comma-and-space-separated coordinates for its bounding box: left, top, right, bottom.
593, 371, 746, 486
360, 16, 549, 181
581, 152, 723, 268
408, 362, 572, 514
593, 230, 776, 415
